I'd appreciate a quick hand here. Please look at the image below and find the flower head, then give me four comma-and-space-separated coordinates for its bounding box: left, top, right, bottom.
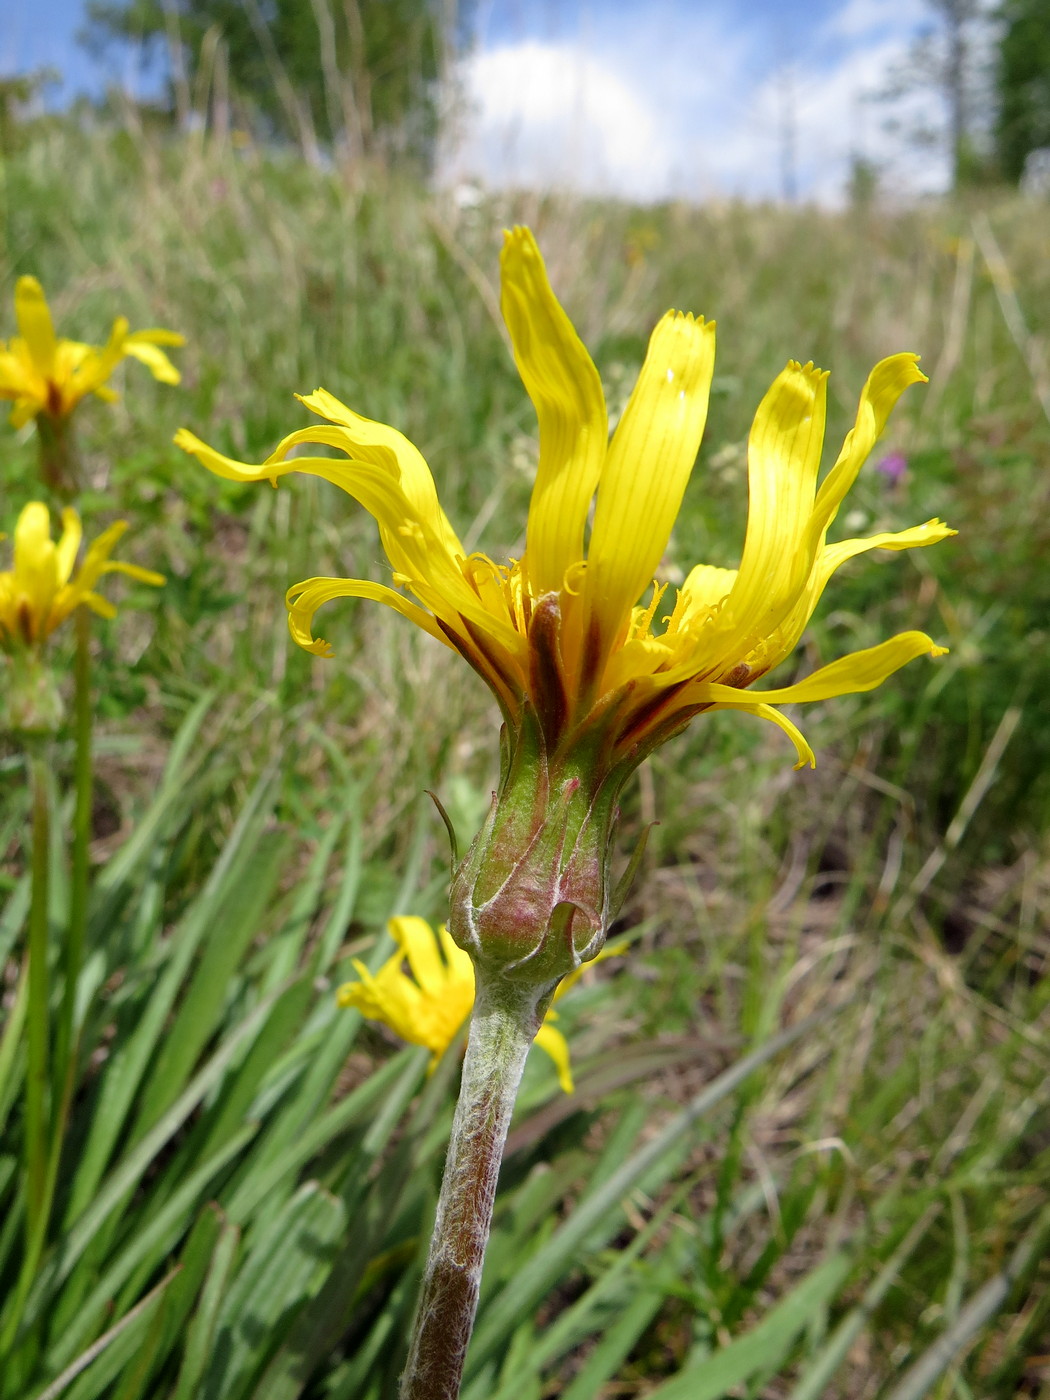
0, 501, 165, 652
337, 916, 609, 1092
177, 227, 953, 982
0, 276, 184, 429
175, 227, 951, 775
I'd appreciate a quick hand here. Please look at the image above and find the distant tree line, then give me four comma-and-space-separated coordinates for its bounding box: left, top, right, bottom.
80, 0, 466, 167
996, 0, 1050, 182
883, 0, 1050, 188
55, 0, 1050, 188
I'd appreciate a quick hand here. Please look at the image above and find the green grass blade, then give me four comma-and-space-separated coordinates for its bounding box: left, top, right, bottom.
646, 1252, 854, 1400
883, 1202, 1050, 1400
48, 1121, 258, 1370
66, 767, 283, 1220
26, 1269, 180, 1400
788, 1205, 941, 1400
32, 987, 280, 1316
172, 1218, 241, 1400
199, 1182, 347, 1400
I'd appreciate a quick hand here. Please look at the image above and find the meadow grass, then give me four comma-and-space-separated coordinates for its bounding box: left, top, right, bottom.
0, 118, 1048, 1397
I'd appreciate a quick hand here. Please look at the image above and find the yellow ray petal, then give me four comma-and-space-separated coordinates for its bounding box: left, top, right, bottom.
437, 923, 475, 983
750, 518, 956, 677
500, 227, 608, 596
534, 1023, 574, 1094
586, 312, 716, 647
14, 277, 57, 378
667, 563, 737, 640
295, 389, 465, 558
176, 429, 525, 665
9, 398, 41, 430
715, 361, 829, 655
0, 348, 37, 400
74, 521, 130, 591
96, 560, 167, 586
55, 508, 83, 586
389, 916, 452, 997
79, 591, 119, 620
66, 319, 130, 406
709, 700, 816, 769
692, 631, 947, 708
285, 576, 455, 657
809, 354, 927, 543
337, 957, 426, 1044
13, 503, 59, 628
123, 337, 182, 385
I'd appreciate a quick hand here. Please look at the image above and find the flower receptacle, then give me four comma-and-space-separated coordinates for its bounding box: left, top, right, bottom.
449, 712, 625, 986
1, 649, 64, 736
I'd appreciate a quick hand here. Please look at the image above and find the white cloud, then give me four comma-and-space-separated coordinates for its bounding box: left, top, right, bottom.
441, 40, 675, 200
439, 3, 945, 205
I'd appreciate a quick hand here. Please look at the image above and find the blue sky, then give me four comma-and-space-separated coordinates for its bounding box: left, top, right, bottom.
3, 0, 942, 202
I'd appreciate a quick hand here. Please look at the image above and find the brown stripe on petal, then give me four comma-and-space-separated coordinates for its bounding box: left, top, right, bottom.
722, 662, 753, 688
17, 598, 36, 645
612, 679, 701, 765
453, 614, 524, 721
527, 593, 569, 749
573, 608, 606, 715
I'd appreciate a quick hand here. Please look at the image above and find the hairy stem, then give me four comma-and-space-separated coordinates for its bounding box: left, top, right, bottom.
24, 753, 50, 1241
53, 607, 91, 1103
35, 413, 81, 500
399, 975, 547, 1400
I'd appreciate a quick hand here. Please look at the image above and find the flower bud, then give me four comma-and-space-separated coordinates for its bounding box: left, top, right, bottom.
449, 713, 622, 986
1, 648, 64, 736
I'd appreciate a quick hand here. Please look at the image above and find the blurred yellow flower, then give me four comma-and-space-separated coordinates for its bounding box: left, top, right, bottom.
338, 916, 615, 1093
0, 501, 164, 650
0, 276, 184, 429
177, 227, 952, 771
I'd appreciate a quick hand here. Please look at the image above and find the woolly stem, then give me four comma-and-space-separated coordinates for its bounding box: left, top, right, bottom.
399, 973, 546, 1400
24, 752, 50, 1240
54, 607, 91, 1104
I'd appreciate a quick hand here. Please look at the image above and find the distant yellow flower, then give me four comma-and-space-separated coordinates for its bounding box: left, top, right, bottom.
176, 226, 951, 771
0, 276, 184, 429
338, 916, 614, 1093
0, 501, 165, 650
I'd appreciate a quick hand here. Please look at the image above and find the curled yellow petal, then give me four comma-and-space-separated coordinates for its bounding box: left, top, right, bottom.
123, 336, 183, 385
809, 354, 927, 543
709, 700, 816, 770
285, 576, 455, 658
295, 389, 464, 558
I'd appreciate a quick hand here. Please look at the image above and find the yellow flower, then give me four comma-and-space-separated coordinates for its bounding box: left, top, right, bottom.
0, 276, 184, 428
175, 226, 951, 771
338, 916, 614, 1093
0, 501, 165, 650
